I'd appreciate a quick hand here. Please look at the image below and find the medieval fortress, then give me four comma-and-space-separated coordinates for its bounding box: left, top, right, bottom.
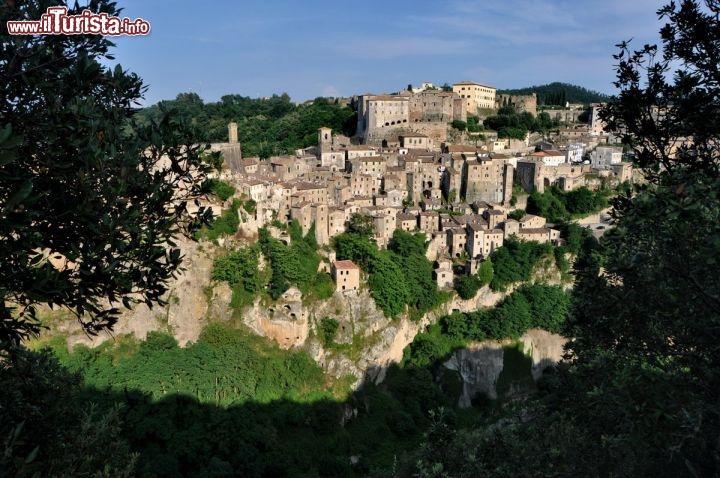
356, 81, 502, 144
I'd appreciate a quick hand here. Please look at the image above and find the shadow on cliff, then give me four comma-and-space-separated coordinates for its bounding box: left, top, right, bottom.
78, 362, 471, 478
92, 352, 553, 477
2, 330, 562, 478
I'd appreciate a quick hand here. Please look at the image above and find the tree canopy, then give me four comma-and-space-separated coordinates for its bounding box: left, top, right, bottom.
497, 82, 610, 105
0, 1, 211, 350
136, 93, 356, 159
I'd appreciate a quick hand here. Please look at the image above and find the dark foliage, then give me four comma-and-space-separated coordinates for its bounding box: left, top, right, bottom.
0, 0, 212, 351
488, 237, 553, 291
498, 82, 610, 105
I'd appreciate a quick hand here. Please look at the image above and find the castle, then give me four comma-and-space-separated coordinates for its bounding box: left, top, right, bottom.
355, 81, 499, 145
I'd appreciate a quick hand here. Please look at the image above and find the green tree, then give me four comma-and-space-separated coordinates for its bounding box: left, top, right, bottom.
477, 258, 494, 286
212, 245, 262, 307
318, 317, 340, 347
388, 230, 426, 257
347, 212, 374, 238
0, 1, 212, 350
203, 178, 236, 201
0, 348, 137, 477
455, 275, 480, 300
451, 120, 467, 131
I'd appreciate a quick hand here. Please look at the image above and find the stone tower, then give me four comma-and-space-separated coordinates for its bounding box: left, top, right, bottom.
318, 127, 332, 153
228, 122, 238, 144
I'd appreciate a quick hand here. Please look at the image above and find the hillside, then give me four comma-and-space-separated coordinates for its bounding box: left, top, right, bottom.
134, 93, 357, 159
497, 82, 610, 106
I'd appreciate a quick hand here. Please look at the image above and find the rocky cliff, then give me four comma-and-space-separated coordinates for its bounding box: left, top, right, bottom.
45, 238, 568, 391
444, 329, 566, 407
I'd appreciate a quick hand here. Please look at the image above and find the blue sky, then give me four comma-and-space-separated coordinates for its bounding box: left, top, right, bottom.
108, 0, 666, 105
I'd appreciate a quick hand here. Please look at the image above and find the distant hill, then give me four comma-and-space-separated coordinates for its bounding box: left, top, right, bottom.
497, 82, 610, 106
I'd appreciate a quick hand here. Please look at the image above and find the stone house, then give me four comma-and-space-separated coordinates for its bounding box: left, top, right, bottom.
517, 227, 560, 244
433, 259, 454, 290
332, 260, 360, 292
270, 156, 298, 181
396, 213, 417, 232
240, 179, 268, 203
528, 150, 566, 167
467, 224, 504, 258
447, 227, 467, 257
519, 214, 546, 229
419, 211, 439, 234
400, 133, 430, 150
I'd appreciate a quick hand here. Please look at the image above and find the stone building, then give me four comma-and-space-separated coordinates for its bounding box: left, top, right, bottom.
210, 122, 243, 172
528, 150, 566, 167
467, 226, 504, 258
332, 260, 360, 292
496, 93, 537, 116
433, 259, 454, 290
590, 146, 622, 169
461, 156, 513, 205
590, 103, 608, 135
400, 133, 430, 150
452, 81, 497, 113
447, 228, 467, 257
396, 212, 417, 232
355, 90, 466, 145
419, 211, 439, 234
515, 160, 593, 193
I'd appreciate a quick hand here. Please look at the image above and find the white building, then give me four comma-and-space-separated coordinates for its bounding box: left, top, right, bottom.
566, 143, 585, 163
591, 146, 622, 169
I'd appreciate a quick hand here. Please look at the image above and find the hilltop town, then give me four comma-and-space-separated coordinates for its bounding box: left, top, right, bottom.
201, 80, 629, 293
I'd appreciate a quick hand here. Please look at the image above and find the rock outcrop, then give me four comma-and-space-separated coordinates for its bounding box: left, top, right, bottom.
46, 237, 569, 395
443, 329, 566, 407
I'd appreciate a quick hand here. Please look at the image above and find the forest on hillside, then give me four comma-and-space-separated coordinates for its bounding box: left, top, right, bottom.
134, 93, 357, 158
498, 82, 610, 105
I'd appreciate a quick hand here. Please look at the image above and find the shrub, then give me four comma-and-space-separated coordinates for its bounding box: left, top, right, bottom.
318, 318, 340, 347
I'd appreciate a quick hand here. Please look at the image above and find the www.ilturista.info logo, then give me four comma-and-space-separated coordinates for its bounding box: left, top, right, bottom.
7, 7, 150, 36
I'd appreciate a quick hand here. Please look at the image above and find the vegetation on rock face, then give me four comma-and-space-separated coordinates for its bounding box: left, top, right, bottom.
526, 185, 610, 222
488, 237, 554, 291
212, 244, 263, 308
259, 222, 335, 301
402, 284, 571, 369
197, 199, 242, 241
333, 230, 446, 318
210, 221, 333, 306
202, 178, 236, 201
455, 259, 494, 299
318, 317, 340, 347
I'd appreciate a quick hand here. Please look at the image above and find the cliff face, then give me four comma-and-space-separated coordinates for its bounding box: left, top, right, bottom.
48, 239, 568, 393
444, 329, 566, 407
55, 238, 214, 349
